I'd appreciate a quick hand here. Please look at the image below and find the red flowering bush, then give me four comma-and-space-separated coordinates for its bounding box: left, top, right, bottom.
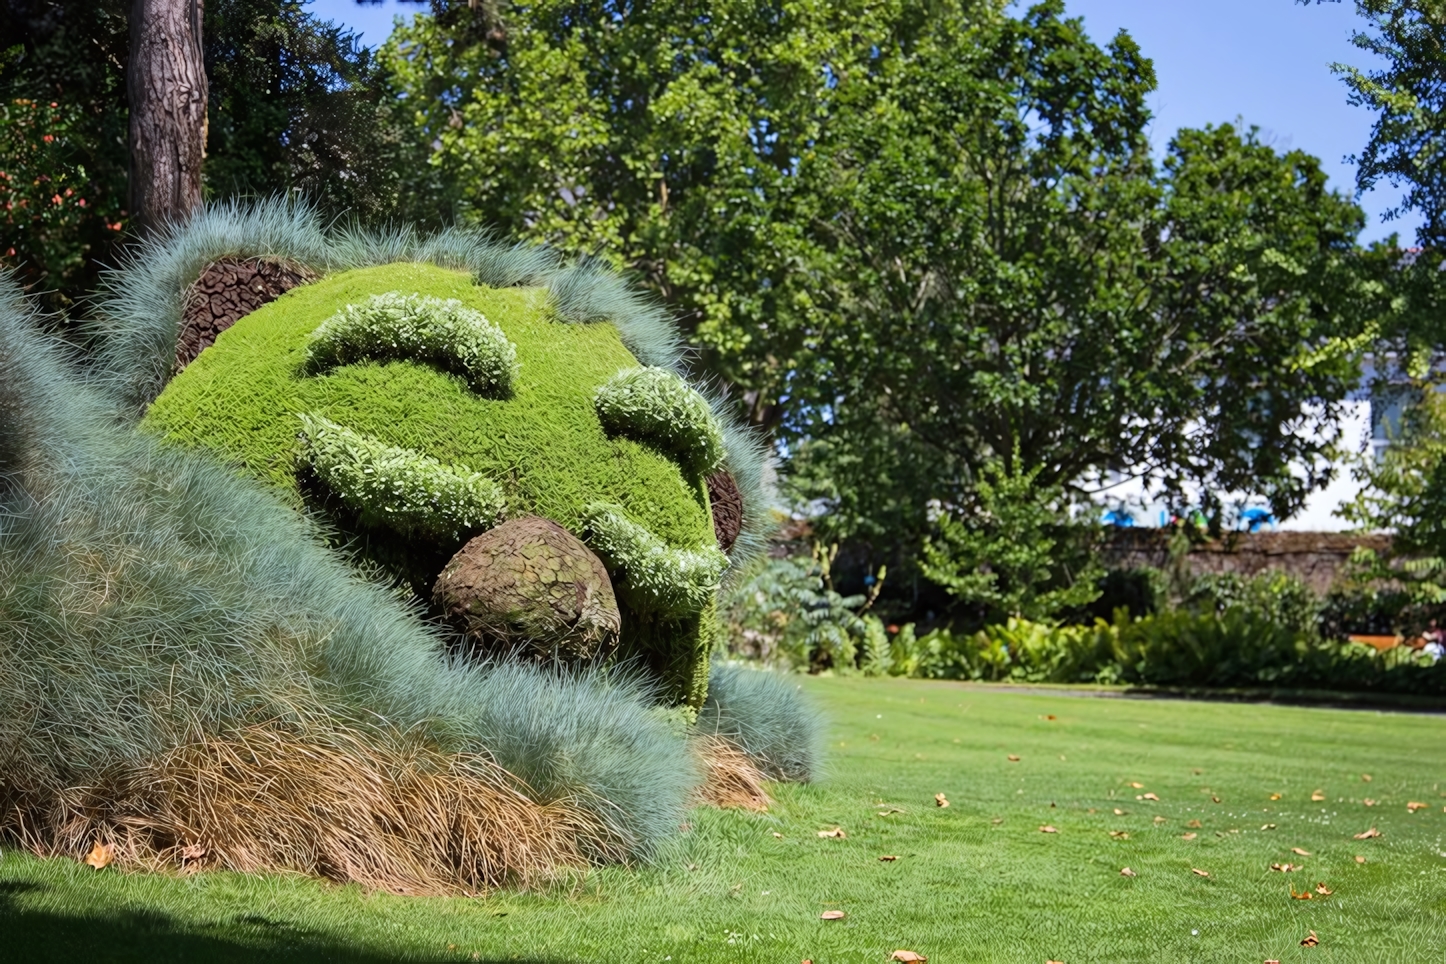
0, 98, 126, 309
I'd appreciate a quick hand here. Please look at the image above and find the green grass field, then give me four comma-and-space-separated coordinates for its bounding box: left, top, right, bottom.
3, 677, 1445, 962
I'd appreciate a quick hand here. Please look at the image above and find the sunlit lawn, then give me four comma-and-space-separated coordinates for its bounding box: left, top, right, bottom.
3, 676, 1445, 962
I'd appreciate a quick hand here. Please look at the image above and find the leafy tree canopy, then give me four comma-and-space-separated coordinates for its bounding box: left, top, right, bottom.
385, 0, 1374, 562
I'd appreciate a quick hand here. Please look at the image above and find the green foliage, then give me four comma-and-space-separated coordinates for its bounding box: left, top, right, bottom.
582, 502, 728, 618
920, 456, 1103, 624
0, 276, 697, 860
1182, 572, 1322, 639
594, 367, 725, 475
305, 291, 519, 396
1314, 0, 1446, 244
719, 552, 874, 672
0, 1, 410, 312
0, 96, 125, 310
858, 616, 894, 678
880, 607, 1446, 694
298, 414, 506, 542
202, 0, 425, 221
1340, 387, 1446, 613
775, 7, 1365, 549
1088, 566, 1169, 621
697, 663, 823, 782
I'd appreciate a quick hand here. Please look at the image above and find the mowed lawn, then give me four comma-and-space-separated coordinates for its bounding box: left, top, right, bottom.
3, 677, 1445, 963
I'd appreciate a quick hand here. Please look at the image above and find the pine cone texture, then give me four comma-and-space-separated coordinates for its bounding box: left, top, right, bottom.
177, 258, 314, 370
433, 516, 621, 662
706, 470, 743, 553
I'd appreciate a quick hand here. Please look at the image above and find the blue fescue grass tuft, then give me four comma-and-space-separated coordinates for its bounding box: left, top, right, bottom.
697, 663, 824, 782
2, 274, 696, 861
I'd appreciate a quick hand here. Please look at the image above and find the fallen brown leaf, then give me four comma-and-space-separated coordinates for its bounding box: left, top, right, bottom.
1267, 959, 1281, 963
1109, 830, 1129, 839
773, 832, 784, 839
1270, 862, 1300, 872
1289, 884, 1313, 900
991, 817, 1004, 825
1129, 781, 1144, 789
819, 910, 847, 920
1039, 825, 1058, 833
1311, 790, 1326, 802
1407, 801, 1427, 812
935, 793, 950, 808
1140, 792, 1160, 801
1181, 833, 1198, 840
1364, 798, 1377, 807
1186, 819, 1203, 828
83, 841, 114, 870
1120, 866, 1136, 877
1354, 855, 1366, 864
1211, 795, 1221, 803
1301, 930, 1319, 947
1191, 867, 1210, 877
879, 855, 898, 862
1154, 815, 1167, 824
1291, 847, 1311, 856
1113, 808, 1126, 816
818, 827, 847, 839
1007, 754, 1021, 762
1362, 773, 1372, 782
1353, 827, 1381, 839
890, 952, 927, 962
1270, 792, 1282, 801
1314, 882, 1333, 895
1043, 714, 1056, 720
1261, 823, 1277, 831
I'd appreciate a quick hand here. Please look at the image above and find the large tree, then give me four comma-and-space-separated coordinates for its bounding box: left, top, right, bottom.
386, 1, 1369, 548
127, 0, 208, 233
785, 25, 1368, 545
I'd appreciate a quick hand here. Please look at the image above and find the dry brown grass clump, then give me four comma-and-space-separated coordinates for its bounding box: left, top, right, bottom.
691, 736, 771, 812
2, 724, 619, 896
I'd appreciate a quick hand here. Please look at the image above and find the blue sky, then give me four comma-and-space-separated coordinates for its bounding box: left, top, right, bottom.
312, 0, 1417, 244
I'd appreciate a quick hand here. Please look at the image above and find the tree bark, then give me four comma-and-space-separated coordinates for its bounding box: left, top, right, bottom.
128, 0, 207, 235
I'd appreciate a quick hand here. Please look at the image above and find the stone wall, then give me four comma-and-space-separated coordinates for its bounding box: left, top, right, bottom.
1102, 529, 1391, 596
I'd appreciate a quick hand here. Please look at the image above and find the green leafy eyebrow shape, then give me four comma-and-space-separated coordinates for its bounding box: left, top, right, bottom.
594, 367, 725, 475
583, 502, 728, 618
298, 414, 506, 541
303, 292, 520, 396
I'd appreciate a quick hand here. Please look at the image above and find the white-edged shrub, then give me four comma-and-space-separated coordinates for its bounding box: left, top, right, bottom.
584, 502, 727, 617
299, 414, 505, 540
305, 292, 519, 395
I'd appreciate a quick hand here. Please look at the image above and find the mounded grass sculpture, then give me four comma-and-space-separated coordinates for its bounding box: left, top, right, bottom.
0, 200, 814, 893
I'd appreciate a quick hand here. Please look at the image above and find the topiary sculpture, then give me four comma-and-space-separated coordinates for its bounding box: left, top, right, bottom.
100, 203, 773, 709
0, 201, 821, 894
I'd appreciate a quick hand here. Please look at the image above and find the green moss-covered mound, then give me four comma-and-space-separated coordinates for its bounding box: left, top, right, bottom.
142, 261, 723, 704
145, 262, 715, 550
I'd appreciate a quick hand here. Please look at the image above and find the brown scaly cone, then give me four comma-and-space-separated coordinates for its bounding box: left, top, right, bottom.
176, 257, 316, 371
433, 516, 621, 662
706, 470, 743, 553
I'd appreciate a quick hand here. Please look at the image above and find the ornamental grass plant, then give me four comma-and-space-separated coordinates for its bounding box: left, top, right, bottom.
0, 274, 694, 869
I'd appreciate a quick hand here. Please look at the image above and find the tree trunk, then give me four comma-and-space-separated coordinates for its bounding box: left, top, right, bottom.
128, 0, 207, 235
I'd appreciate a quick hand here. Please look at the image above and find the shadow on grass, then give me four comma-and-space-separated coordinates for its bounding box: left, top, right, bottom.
0, 881, 571, 964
